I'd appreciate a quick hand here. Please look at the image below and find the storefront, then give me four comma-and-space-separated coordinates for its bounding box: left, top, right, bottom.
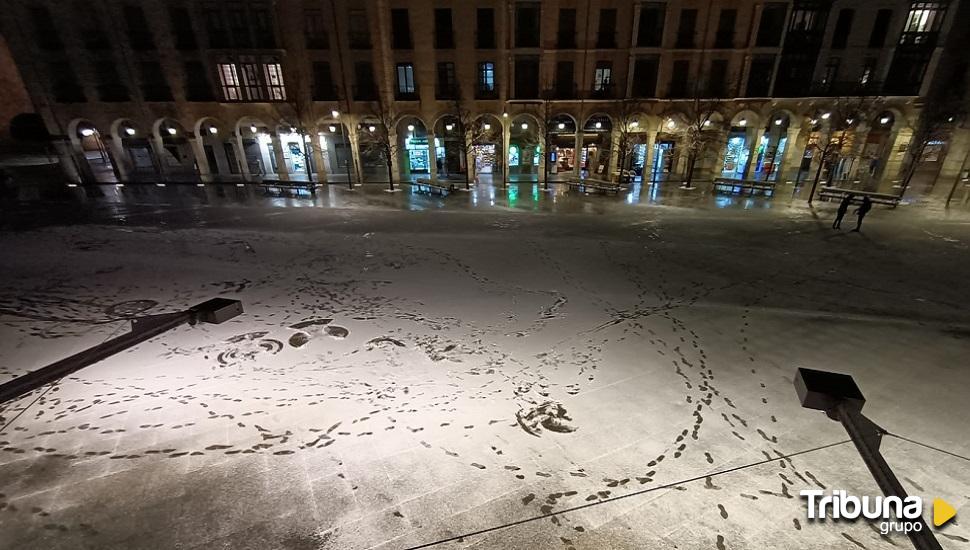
581, 115, 612, 178
721, 129, 749, 179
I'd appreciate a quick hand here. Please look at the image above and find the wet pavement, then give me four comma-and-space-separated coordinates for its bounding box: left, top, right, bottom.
1, 180, 969, 549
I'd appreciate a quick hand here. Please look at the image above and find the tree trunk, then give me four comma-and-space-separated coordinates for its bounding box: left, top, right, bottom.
898, 142, 927, 199
808, 147, 828, 204
386, 161, 394, 191
684, 153, 697, 188
302, 134, 313, 182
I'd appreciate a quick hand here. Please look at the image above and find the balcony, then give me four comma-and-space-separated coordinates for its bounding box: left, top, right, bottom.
543, 83, 578, 100
475, 85, 498, 100
596, 32, 616, 49
476, 32, 496, 49
312, 86, 339, 101
898, 31, 938, 48
714, 31, 734, 49
435, 33, 455, 49
556, 32, 577, 49
353, 85, 377, 102
587, 83, 616, 99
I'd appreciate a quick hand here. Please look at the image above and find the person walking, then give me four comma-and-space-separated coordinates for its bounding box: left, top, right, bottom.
852, 196, 872, 232
833, 194, 853, 229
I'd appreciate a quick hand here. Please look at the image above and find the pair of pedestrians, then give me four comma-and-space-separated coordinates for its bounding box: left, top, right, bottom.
832, 194, 872, 232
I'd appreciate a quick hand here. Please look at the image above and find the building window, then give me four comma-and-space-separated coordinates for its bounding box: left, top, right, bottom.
707, 59, 728, 97
676, 9, 697, 48
869, 9, 892, 48
30, 7, 63, 51
305, 9, 329, 49
396, 63, 416, 97
348, 9, 371, 49
240, 61, 264, 101
169, 5, 198, 50
514, 56, 539, 98
669, 60, 689, 97
515, 3, 540, 48
477, 62, 496, 97
124, 4, 156, 51
49, 61, 85, 103
715, 9, 736, 48
860, 58, 876, 86
218, 63, 242, 101
140, 61, 172, 102
557, 9, 577, 49
477, 8, 496, 49
756, 3, 787, 47
593, 62, 612, 92
250, 4, 275, 48
435, 9, 454, 49
554, 61, 574, 97
263, 63, 285, 101
831, 9, 853, 49
597, 9, 617, 48
354, 62, 376, 100
75, 1, 111, 50
312, 62, 336, 100
95, 61, 129, 102
746, 56, 775, 97
436, 62, 456, 99
203, 1, 230, 48
632, 58, 659, 97
636, 3, 665, 48
903, 3, 945, 33
185, 61, 213, 102
821, 57, 840, 91
391, 9, 412, 49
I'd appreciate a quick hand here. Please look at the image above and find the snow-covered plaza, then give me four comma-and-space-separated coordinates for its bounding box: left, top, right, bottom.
1, 183, 968, 549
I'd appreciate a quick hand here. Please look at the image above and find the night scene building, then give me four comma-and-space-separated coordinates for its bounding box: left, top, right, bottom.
0, 0, 967, 193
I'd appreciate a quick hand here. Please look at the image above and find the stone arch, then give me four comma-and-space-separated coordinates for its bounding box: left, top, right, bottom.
582, 112, 613, 131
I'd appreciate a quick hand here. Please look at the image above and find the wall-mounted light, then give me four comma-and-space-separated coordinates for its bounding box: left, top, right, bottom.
328, 125, 337, 133
774, 118, 783, 126
445, 123, 454, 131
80, 128, 94, 137
846, 117, 854, 124
290, 127, 297, 134
368, 125, 376, 132
483, 123, 491, 130
947, 116, 955, 123
125, 127, 136, 136
167, 127, 177, 135
208, 126, 218, 135
810, 118, 818, 125
407, 124, 415, 132
594, 121, 602, 129
821, 112, 831, 120
331, 110, 340, 118
703, 120, 711, 127
738, 118, 747, 127
557, 122, 566, 130
880, 116, 890, 124
250, 125, 258, 134
521, 122, 528, 130
630, 121, 639, 128
502, 112, 508, 118
666, 120, 676, 129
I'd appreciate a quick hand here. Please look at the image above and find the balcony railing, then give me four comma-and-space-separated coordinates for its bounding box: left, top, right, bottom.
556, 32, 577, 49
475, 86, 498, 100
353, 85, 377, 101
587, 83, 616, 99
476, 31, 496, 49
596, 32, 616, 49
898, 31, 938, 47
543, 83, 578, 100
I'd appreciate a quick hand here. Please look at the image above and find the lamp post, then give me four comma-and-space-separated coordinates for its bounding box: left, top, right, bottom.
793, 368, 942, 550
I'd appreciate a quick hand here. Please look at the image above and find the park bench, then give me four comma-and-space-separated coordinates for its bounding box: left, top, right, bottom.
712, 178, 776, 197
412, 178, 451, 197
257, 180, 317, 196
565, 179, 621, 195
817, 186, 900, 207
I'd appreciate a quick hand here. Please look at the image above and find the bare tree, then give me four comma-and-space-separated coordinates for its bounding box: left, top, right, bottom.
612, 98, 647, 185
898, 97, 964, 198
274, 60, 317, 182
449, 93, 480, 190
806, 95, 885, 203
679, 95, 725, 188
359, 97, 399, 191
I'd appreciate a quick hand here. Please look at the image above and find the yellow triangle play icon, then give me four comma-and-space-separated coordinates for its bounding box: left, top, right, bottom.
934, 498, 956, 527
